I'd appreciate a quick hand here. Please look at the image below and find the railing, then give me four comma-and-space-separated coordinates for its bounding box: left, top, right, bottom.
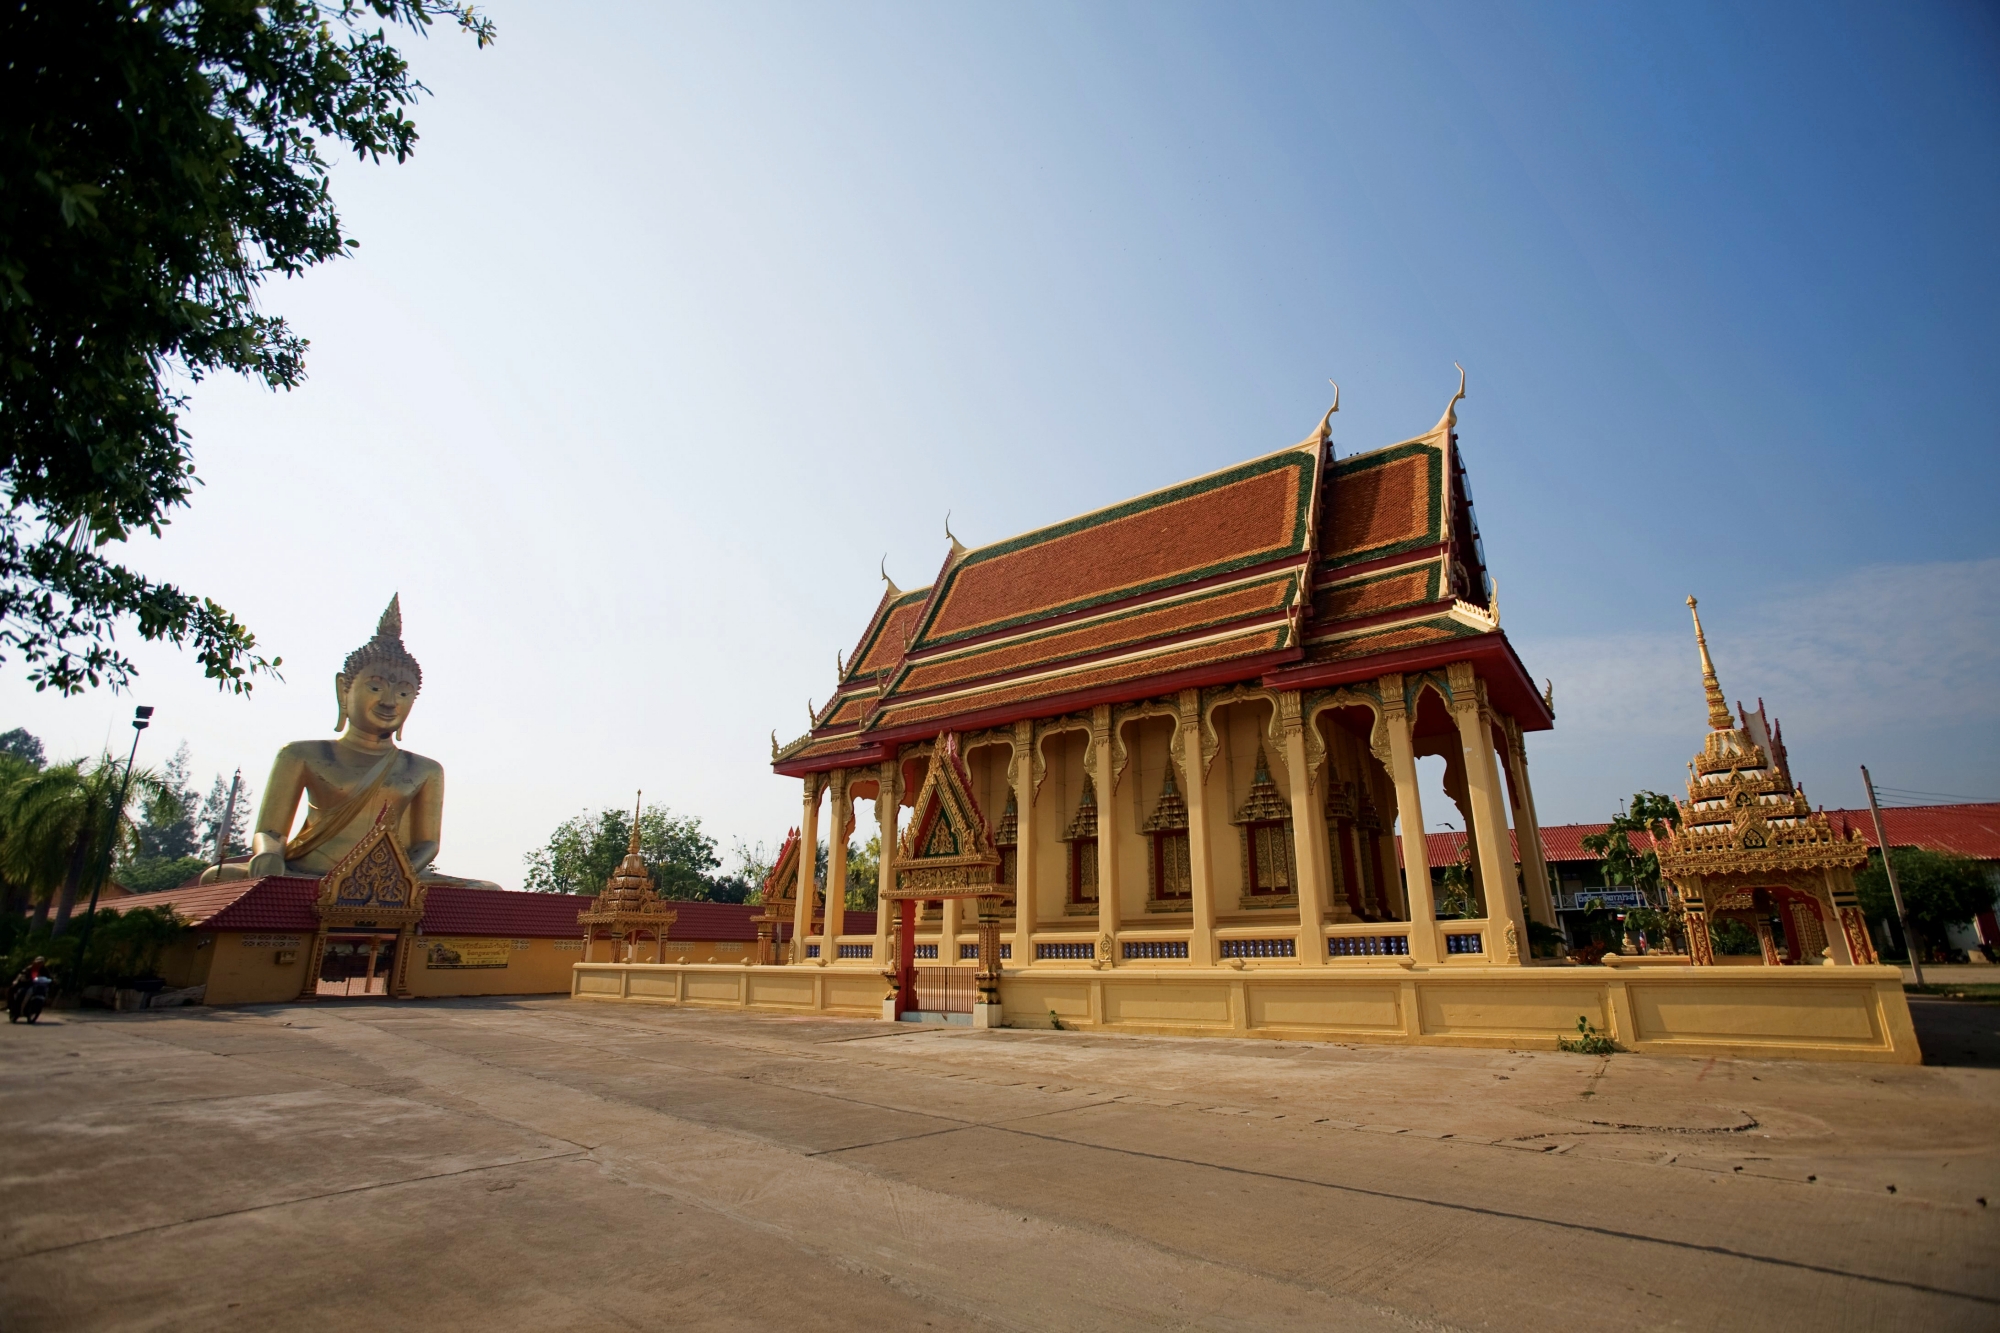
1327, 933, 1410, 958
1124, 939, 1189, 959
913, 944, 939, 960
1220, 937, 1295, 959
1444, 931, 1485, 955
837, 943, 872, 959
1036, 941, 1094, 960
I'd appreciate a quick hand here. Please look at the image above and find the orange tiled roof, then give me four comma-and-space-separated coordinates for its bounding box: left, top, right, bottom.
777, 405, 1545, 773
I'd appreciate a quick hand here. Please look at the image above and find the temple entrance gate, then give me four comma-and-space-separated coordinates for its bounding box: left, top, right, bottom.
883, 734, 1008, 1026
914, 965, 977, 1018
316, 931, 399, 997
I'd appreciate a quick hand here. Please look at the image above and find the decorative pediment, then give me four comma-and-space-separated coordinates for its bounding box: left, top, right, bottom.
1232, 746, 1290, 825
760, 827, 800, 913
1141, 765, 1189, 833
889, 732, 1001, 901
317, 814, 424, 921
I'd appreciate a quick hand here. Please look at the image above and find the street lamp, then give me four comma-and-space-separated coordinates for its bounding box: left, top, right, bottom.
71, 705, 152, 980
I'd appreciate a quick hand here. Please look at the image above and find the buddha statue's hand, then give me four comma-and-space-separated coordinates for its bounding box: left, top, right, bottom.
246, 850, 288, 879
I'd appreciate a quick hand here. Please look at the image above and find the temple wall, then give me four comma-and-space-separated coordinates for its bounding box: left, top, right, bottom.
406, 936, 583, 998
570, 961, 1921, 1064
199, 932, 314, 1005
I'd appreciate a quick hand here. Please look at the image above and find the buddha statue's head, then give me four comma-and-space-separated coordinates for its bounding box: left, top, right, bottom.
336, 595, 424, 741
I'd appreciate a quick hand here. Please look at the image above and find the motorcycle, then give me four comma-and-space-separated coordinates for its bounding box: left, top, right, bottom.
8, 975, 52, 1024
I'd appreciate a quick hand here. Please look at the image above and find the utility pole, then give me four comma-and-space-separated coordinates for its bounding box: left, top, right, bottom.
72, 705, 153, 981
213, 769, 242, 876
1861, 765, 1922, 988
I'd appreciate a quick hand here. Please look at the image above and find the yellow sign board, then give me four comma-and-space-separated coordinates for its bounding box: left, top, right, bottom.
423, 937, 512, 969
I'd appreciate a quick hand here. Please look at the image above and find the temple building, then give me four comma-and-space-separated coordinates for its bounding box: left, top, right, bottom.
1654, 599, 1877, 967
573, 380, 1919, 1063
771, 378, 1556, 987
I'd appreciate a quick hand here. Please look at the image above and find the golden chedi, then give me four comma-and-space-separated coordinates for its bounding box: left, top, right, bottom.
205, 596, 445, 883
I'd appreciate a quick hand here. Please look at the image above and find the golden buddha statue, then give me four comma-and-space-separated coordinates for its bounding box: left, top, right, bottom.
205, 596, 445, 883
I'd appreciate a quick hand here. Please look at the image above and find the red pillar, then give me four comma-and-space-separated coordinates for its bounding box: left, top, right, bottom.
896, 898, 917, 1016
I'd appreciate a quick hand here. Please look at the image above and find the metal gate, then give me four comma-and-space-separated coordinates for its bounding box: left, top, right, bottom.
914, 966, 975, 1014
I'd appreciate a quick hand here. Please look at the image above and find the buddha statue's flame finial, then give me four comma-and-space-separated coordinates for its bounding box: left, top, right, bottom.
1687, 596, 1733, 731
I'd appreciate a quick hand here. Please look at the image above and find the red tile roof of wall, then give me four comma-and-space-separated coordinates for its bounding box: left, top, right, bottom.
422, 886, 595, 937
1396, 803, 2000, 869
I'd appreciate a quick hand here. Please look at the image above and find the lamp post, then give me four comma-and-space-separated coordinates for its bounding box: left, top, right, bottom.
1861, 766, 1922, 988
72, 705, 152, 980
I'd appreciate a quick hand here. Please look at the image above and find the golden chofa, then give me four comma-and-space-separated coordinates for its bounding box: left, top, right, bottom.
204, 596, 445, 883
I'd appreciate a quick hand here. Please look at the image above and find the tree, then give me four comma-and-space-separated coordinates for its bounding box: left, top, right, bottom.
194, 770, 252, 862
522, 803, 736, 902
116, 741, 209, 891
0, 0, 493, 695
730, 838, 775, 905
1856, 848, 1994, 961
0, 729, 45, 768
0, 755, 137, 933
1581, 790, 1682, 907
845, 835, 880, 910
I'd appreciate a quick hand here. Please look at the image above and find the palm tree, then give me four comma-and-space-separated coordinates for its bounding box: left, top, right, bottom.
0, 756, 141, 936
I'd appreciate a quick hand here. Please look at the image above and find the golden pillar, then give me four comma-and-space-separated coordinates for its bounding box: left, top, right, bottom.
1279, 691, 1330, 966
1092, 705, 1120, 964
1178, 689, 1217, 967
823, 768, 849, 962
1502, 717, 1556, 929
1380, 674, 1441, 966
791, 774, 820, 964
1011, 720, 1036, 968
1450, 666, 1527, 963
874, 760, 896, 968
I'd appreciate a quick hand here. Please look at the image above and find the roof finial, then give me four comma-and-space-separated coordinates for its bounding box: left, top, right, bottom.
879, 554, 902, 599
945, 510, 965, 559
1433, 363, 1466, 434
1301, 380, 1340, 448
1687, 595, 1734, 731
836, 648, 845, 676
629, 791, 643, 856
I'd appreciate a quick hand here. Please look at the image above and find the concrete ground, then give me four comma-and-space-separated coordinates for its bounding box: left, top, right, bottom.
1, 998, 1995, 1332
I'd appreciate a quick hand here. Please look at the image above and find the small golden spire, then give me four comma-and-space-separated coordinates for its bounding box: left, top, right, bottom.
629, 790, 643, 856
1687, 596, 1733, 731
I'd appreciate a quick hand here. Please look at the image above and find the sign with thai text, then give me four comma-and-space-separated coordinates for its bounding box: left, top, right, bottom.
423, 937, 512, 969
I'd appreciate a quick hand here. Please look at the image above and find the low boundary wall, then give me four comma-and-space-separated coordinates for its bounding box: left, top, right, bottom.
571, 962, 1920, 1064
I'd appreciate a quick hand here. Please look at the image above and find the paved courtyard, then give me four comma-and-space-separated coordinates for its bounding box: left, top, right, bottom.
1, 996, 1995, 1331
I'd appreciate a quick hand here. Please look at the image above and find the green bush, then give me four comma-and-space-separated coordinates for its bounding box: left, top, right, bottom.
1856, 848, 1993, 960
1709, 916, 1760, 956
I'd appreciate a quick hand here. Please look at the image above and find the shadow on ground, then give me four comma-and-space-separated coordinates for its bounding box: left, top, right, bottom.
1910, 995, 2000, 1068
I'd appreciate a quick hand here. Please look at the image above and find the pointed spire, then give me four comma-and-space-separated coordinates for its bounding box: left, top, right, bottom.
1432, 363, 1466, 434
1298, 380, 1339, 449
1686, 596, 1734, 731
628, 790, 643, 857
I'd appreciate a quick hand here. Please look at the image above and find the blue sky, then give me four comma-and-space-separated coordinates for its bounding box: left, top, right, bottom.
6, 1, 1996, 883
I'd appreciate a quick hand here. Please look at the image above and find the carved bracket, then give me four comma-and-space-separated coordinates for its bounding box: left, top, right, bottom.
1199, 684, 1281, 783
1111, 697, 1181, 792
1032, 713, 1091, 804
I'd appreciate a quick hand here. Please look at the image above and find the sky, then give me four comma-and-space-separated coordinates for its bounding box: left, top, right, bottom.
6, 1, 1997, 885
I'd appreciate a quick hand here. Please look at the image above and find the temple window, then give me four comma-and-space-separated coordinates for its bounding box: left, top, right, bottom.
1142, 763, 1192, 907
1231, 745, 1296, 904
993, 790, 1019, 891
1059, 776, 1099, 913
1245, 821, 1294, 896
1069, 838, 1098, 906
